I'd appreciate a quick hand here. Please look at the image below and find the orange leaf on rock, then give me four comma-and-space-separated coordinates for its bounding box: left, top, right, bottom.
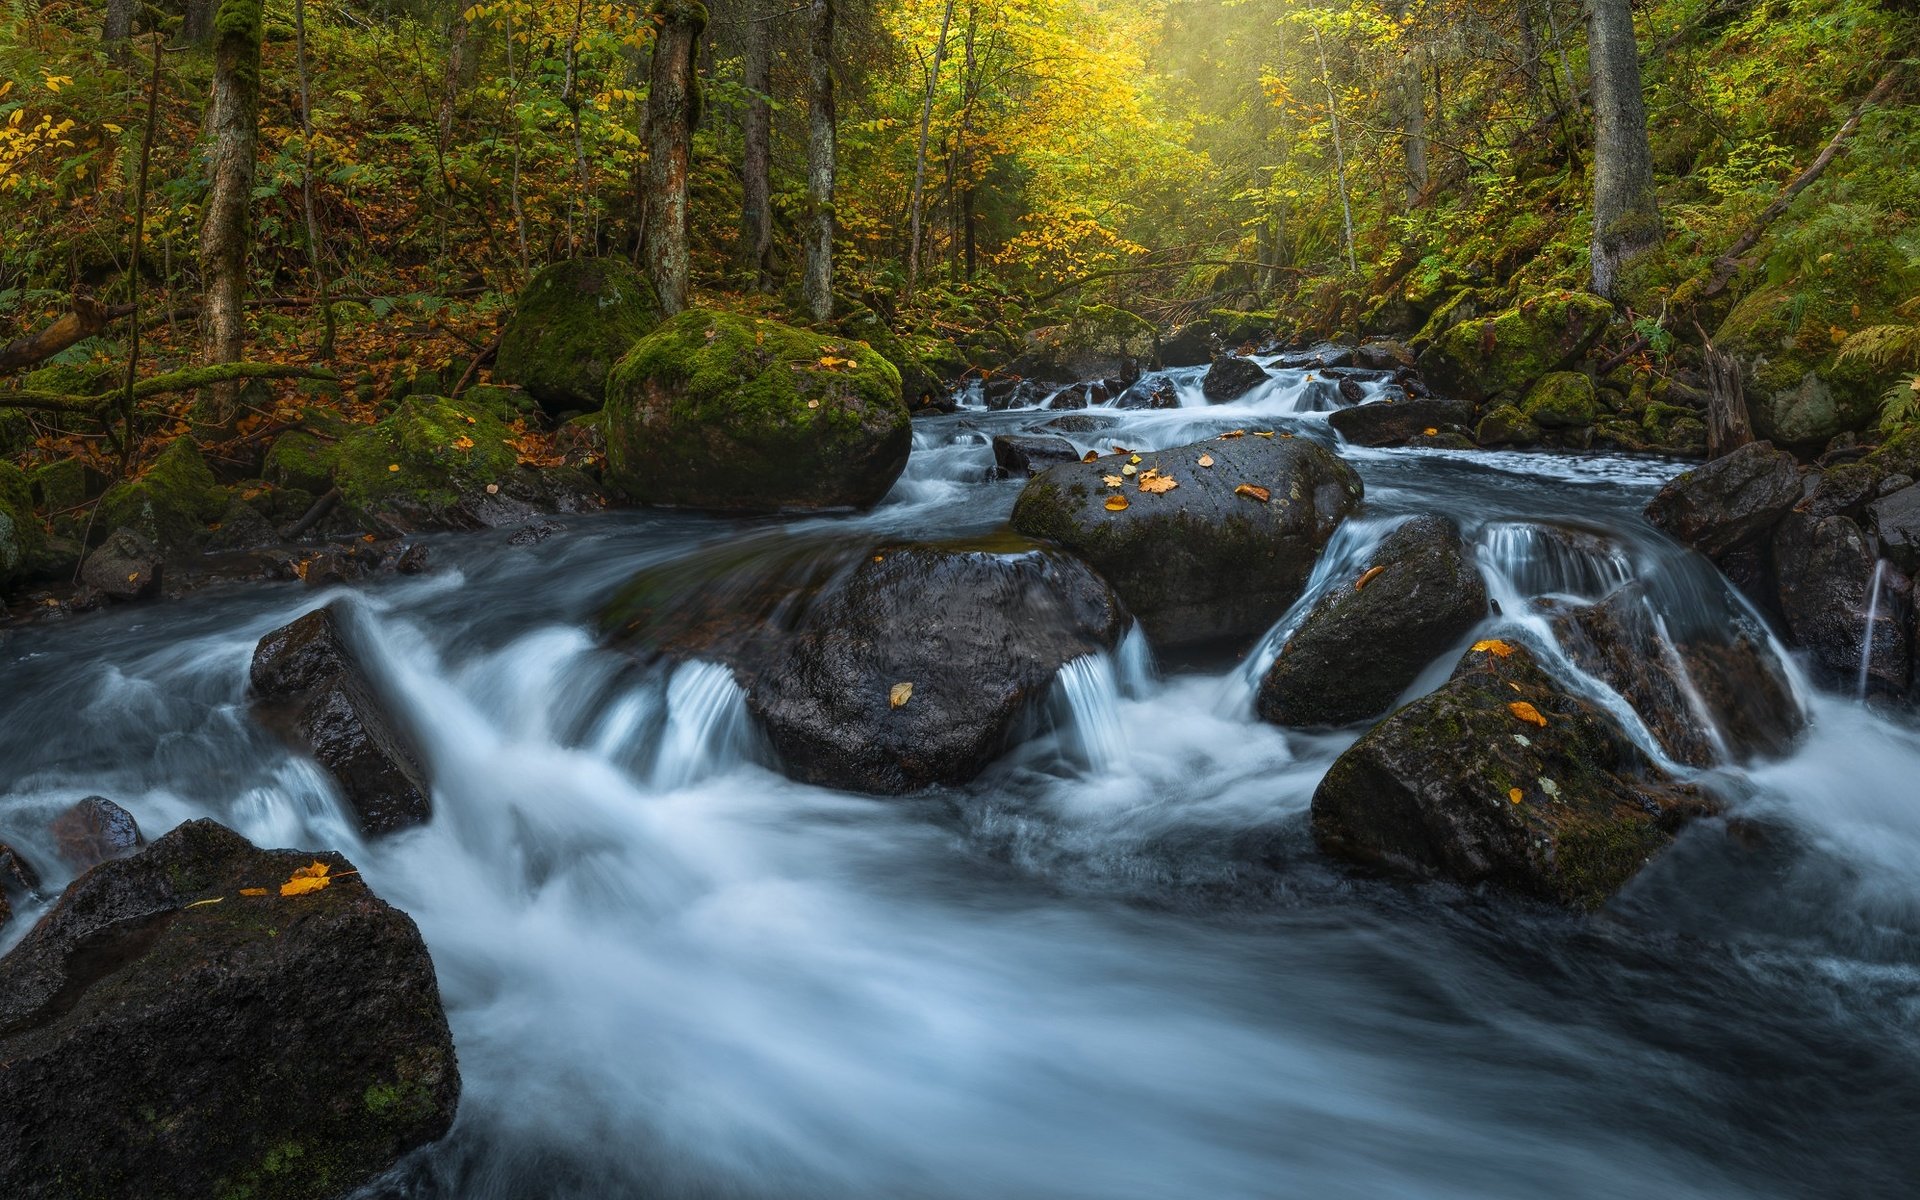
280, 861, 333, 897
1137, 471, 1178, 494
1507, 701, 1547, 728
1234, 484, 1270, 503
1422, 427, 1438, 436
1355, 565, 1385, 590
1082, 451, 1099, 463
1197, 454, 1214, 468
1102, 474, 1124, 487
1472, 638, 1515, 658
239, 887, 269, 897
1508, 788, 1524, 805
1104, 494, 1130, 511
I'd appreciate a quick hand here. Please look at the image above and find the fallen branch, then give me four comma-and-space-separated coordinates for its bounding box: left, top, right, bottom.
449, 331, 502, 399
282, 486, 341, 540
0, 362, 338, 413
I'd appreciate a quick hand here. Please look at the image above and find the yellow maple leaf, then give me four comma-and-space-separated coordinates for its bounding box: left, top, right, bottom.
1508, 701, 1547, 728
1472, 638, 1515, 657
1102, 474, 1124, 487
1138, 472, 1178, 494
280, 861, 332, 897
890, 681, 914, 708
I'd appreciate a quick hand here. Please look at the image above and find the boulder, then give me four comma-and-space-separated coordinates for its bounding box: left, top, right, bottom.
1005, 305, 1156, 383
1159, 322, 1215, 368
1551, 581, 1803, 766
1869, 485, 1920, 573
1009, 433, 1363, 656
1807, 460, 1882, 521
0, 461, 43, 593
49, 796, 144, 870
78, 527, 165, 601
1416, 291, 1614, 405
0, 840, 41, 929
1475, 404, 1540, 448
331, 394, 526, 532
603, 309, 911, 512
1772, 512, 1913, 695
1310, 642, 1715, 910
95, 437, 227, 555
494, 257, 663, 414
992, 433, 1081, 476
1328, 398, 1475, 447
1354, 340, 1416, 371
1257, 515, 1488, 726
1201, 353, 1272, 402
1643, 440, 1802, 560
250, 604, 433, 835
0, 820, 458, 1200
605, 538, 1128, 794
1040, 413, 1117, 436
1519, 371, 1601, 430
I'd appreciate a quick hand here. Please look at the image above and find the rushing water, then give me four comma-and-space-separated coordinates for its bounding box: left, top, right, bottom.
4, 359, 1919, 1199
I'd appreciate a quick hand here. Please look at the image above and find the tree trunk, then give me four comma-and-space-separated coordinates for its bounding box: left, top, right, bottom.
294, 0, 334, 359
906, 0, 956, 300
957, 1, 979, 280
641, 0, 707, 314
1516, 0, 1542, 101
1701, 335, 1753, 459
181, 0, 217, 44
1312, 27, 1358, 274
1586, 0, 1658, 297
105, 0, 135, 46
198, 0, 264, 416
802, 0, 836, 322
1400, 49, 1428, 206
739, 0, 774, 291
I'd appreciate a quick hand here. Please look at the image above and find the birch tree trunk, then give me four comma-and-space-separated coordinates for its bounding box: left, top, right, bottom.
1312, 27, 1358, 274
802, 0, 836, 322
198, 0, 264, 417
1586, 0, 1660, 298
641, 0, 707, 314
739, 0, 774, 290
906, 0, 956, 300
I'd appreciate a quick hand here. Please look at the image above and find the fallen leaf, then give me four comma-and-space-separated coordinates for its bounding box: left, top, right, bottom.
1129, 454, 1142, 465
1138, 472, 1179, 494
872, 555, 885, 563
1355, 565, 1385, 590
1422, 427, 1438, 436
1219, 429, 1246, 439
485, 483, 500, 494
807, 399, 821, 409
1112, 444, 1132, 454
183, 896, 224, 909
1253, 430, 1275, 438
1197, 454, 1214, 468
1508, 787, 1524, 805
1508, 701, 1547, 728
1105, 494, 1130, 511
280, 861, 333, 897
1121, 463, 1137, 476
453, 435, 475, 451
387, 463, 401, 472
890, 681, 914, 708
1102, 474, 1124, 487
239, 887, 269, 897
1472, 638, 1515, 657
1235, 484, 1271, 503
1082, 450, 1099, 463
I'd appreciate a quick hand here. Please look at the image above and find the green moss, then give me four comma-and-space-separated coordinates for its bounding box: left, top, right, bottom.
262, 431, 339, 494
1520, 371, 1600, 429
29, 457, 91, 512
1551, 811, 1671, 911
1866, 425, 1920, 478
495, 258, 664, 413
603, 308, 910, 511
1418, 291, 1615, 404
333, 394, 519, 524
1475, 404, 1539, 447
96, 437, 228, 552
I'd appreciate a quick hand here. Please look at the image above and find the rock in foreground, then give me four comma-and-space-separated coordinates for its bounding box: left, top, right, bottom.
1311, 642, 1714, 909
1009, 433, 1363, 657
1257, 515, 1487, 726
251, 604, 433, 835
0, 819, 458, 1200
603, 309, 911, 512
1643, 440, 1802, 560
606, 537, 1127, 793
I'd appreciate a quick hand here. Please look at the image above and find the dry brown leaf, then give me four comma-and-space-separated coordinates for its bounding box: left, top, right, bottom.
1253, 430, 1275, 438
890, 682, 914, 708
1508, 701, 1547, 728
1218, 430, 1246, 439
1082, 451, 1100, 463
1234, 484, 1270, 503
1138, 472, 1179, 494
1355, 565, 1385, 590
1102, 474, 1124, 487
1197, 454, 1214, 468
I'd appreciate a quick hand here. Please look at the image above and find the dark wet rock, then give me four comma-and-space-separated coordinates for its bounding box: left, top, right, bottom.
1643, 441, 1802, 560
79, 527, 164, 601
0, 840, 41, 929
1041, 413, 1117, 436
604, 309, 911, 512
0, 819, 458, 1200
282, 539, 431, 588
1201, 353, 1272, 402
1807, 461, 1882, 521
1772, 512, 1912, 695
508, 520, 563, 546
1329, 398, 1475, 447
1336, 375, 1367, 405
605, 538, 1127, 794
205, 497, 281, 553
1551, 582, 1803, 767
1010, 433, 1363, 657
1310, 642, 1715, 910
250, 605, 432, 835
1355, 340, 1416, 371
993, 434, 1081, 477
1043, 384, 1091, 410
1257, 515, 1488, 727
1274, 343, 1355, 370
49, 796, 145, 870
495, 257, 662, 414
1869, 485, 1920, 573
1159, 322, 1215, 367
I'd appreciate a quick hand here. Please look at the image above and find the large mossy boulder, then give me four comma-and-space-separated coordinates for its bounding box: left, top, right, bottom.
0, 461, 44, 592
494, 257, 662, 414
1004, 304, 1157, 383
1519, 371, 1601, 430
603, 308, 911, 512
1310, 641, 1714, 909
251, 604, 433, 835
95, 437, 227, 555
1257, 515, 1488, 727
1009, 433, 1363, 657
605, 536, 1128, 794
1416, 291, 1614, 406
333, 394, 522, 531
0, 819, 458, 1200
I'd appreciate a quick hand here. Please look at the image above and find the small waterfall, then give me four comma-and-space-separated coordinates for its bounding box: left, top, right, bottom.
653, 660, 765, 789
1858, 559, 1890, 700
1052, 654, 1130, 774
1234, 517, 1401, 701
1479, 521, 1635, 605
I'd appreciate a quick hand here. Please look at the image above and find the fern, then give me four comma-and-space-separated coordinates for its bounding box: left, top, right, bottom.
1881, 374, 1920, 433
1839, 323, 1920, 369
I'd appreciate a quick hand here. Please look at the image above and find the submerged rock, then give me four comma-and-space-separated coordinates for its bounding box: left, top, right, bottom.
992, 433, 1081, 477
603, 309, 911, 512
1311, 642, 1714, 910
494, 257, 663, 414
1328, 398, 1475, 447
605, 537, 1127, 794
1201, 353, 1272, 402
1009, 433, 1363, 657
1257, 515, 1488, 727
1643, 440, 1802, 560
250, 604, 433, 835
0, 820, 458, 1200
49, 796, 144, 870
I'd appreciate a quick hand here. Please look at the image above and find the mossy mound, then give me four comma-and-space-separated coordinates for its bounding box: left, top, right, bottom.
839, 307, 968, 408
1475, 404, 1539, 447
603, 308, 911, 512
494, 257, 664, 415
1715, 284, 1901, 450
96, 437, 228, 554
1416, 291, 1615, 405
0, 461, 45, 591
1520, 371, 1601, 429
263, 430, 341, 494
333, 395, 521, 529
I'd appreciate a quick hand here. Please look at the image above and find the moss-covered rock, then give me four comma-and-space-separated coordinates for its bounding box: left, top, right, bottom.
839, 306, 967, 408
1417, 291, 1615, 405
333, 395, 520, 530
96, 437, 228, 554
1519, 371, 1601, 429
1715, 284, 1894, 449
1642, 401, 1708, 455
603, 308, 911, 512
263, 430, 340, 494
1475, 404, 1540, 447
0, 462, 45, 591
495, 257, 663, 414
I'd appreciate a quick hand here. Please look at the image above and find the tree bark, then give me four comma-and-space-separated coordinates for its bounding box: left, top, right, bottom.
105, 0, 135, 46
906, 0, 956, 299
957, 1, 979, 280
1312, 27, 1358, 274
739, 0, 774, 290
802, 0, 836, 322
1702, 335, 1754, 460
1400, 48, 1428, 206
641, 0, 707, 314
198, 0, 264, 416
294, 0, 334, 359
181, 0, 217, 44
1586, 0, 1660, 298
